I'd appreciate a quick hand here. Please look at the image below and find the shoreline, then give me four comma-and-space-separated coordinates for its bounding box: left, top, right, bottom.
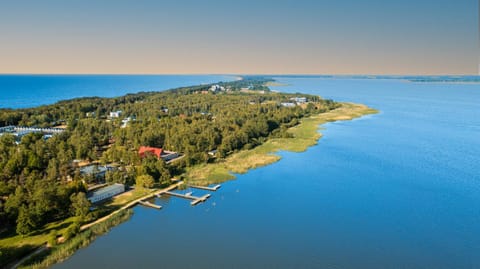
185, 102, 378, 185
14, 102, 377, 268
13, 182, 184, 269
2, 79, 377, 268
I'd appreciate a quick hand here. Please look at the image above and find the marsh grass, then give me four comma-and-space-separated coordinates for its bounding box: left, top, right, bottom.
185, 103, 377, 185
18, 209, 133, 269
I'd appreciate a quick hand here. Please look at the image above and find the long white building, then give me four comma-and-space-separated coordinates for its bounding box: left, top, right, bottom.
87, 183, 125, 203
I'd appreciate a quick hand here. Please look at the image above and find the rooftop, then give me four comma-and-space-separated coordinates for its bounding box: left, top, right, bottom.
88, 183, 125, 198
139, 146, 163, 158
79, 165, 113, 175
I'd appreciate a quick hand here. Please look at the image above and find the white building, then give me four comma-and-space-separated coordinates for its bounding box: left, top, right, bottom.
121, 117, 132, 128
87, 183, 125, 203
109, 110, 122, 118
0, 126, 64, 142
290, 97, 307, 103
281, 102, 296, 107
208, 149, 217, 157
209, 85, 226, 92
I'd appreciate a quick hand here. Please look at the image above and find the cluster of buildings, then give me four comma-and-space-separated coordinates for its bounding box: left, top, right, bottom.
0, 125, 65, 143
209, 84, 227, 92
83, 145, 182, 204
74, 162, 124, 203
281, 96, 309, 107
104, 110, 134, 128
82, 145, 182, 204
194, 85, 231, 95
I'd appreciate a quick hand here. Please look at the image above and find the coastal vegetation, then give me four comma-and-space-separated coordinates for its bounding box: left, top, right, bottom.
18, 209, 133, 269
0, 76, 353, 267
185, 103, 377, 185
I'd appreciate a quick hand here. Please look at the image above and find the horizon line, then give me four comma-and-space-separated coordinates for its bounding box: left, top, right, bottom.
0, 73, 479, 77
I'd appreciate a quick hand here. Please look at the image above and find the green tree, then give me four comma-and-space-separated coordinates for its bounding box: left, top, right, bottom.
16, 205, 36, 235
0, 77, 336, 237
70, 192, 90, 218
106, 170, 127, 184
136, 174, 154, 189
4, 186, 26, 219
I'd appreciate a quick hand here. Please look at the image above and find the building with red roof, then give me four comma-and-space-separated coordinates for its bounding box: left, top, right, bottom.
138, 146, 163, 159
138, 146, 180, 162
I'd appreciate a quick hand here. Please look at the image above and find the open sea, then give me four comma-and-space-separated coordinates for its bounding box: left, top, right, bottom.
2, 75, 479, 268
0, 75, 232, 109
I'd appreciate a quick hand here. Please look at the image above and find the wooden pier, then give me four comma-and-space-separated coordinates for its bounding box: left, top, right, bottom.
138, 200, 162, 209
80, 181, 184, 231
188, 184, 221, 191
165, 191, 211, 206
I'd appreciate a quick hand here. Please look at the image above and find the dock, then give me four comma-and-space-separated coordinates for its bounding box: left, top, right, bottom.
138, 200, 162, 209
165, 191, 211, 206
188, 184, 221, 191
80, 181, 184, 232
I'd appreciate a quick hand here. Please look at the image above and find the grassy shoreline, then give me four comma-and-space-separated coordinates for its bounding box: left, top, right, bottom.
4, 102, 377, 268
2, 183, 182, 269
264, 81, 290, 87
0, 216, 81, 268
18, 209, 133, 269
185, 102, 378, 185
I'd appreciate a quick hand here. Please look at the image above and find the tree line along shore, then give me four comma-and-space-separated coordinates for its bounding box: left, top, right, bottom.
0, 76, 377, 268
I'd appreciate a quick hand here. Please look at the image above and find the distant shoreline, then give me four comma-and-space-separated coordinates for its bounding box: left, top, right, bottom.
0, 74, 236, 110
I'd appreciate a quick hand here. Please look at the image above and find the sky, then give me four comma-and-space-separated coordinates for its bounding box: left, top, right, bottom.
0, 0, 478, 75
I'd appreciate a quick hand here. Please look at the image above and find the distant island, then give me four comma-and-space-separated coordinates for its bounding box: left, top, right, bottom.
0, 76, 377, 268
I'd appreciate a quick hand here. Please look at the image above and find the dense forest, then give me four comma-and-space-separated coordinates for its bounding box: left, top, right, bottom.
0, 77, 339, 235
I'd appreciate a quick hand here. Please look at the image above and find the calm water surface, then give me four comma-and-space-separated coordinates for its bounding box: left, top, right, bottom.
0, 75, 231, 109
53, 77, 479, 269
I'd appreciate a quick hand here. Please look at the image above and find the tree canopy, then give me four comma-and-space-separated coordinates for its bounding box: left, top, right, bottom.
0, 77, 339, 235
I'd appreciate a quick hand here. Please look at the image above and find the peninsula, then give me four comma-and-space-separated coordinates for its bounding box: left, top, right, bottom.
0, 77, 377, 268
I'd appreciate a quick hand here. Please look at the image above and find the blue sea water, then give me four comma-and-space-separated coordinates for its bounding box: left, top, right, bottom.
28, 76, 478, 269
0, 75, 232, 109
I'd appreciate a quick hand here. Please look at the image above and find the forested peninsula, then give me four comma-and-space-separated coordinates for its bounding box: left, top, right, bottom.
0, 77, 376, 268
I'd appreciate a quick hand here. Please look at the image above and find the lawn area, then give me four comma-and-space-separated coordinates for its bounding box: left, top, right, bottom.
185, 102, 377, 185
106, 187, 153, 207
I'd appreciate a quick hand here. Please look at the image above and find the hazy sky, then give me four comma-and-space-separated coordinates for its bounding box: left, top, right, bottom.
0, 0, 477, 75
